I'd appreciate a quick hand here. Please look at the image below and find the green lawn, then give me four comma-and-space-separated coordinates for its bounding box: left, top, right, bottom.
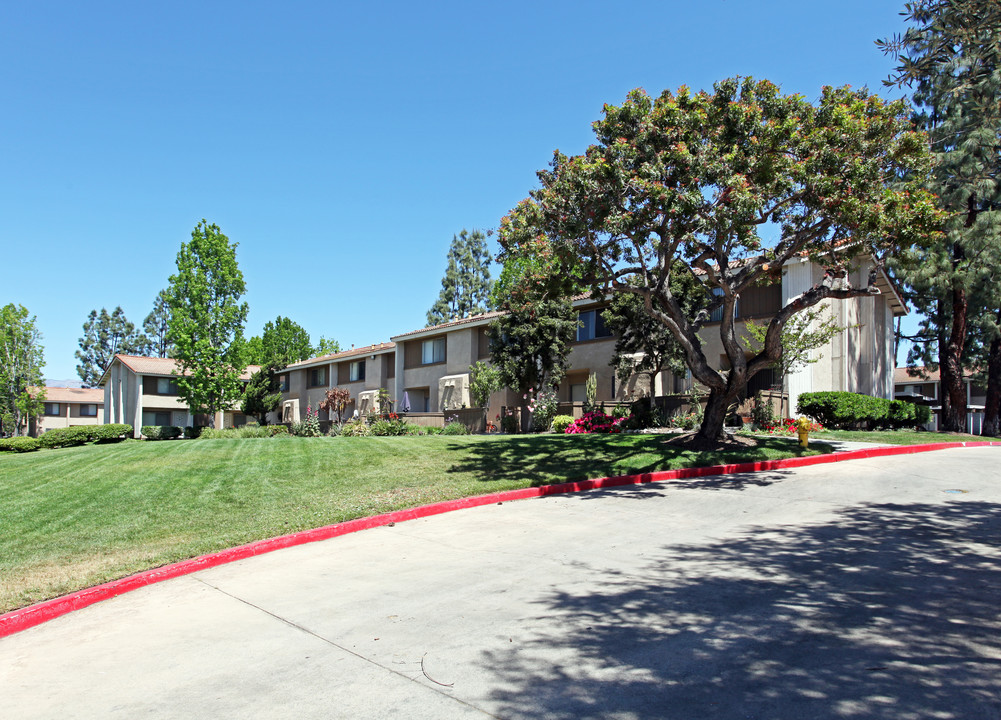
0, 433, 830, 613
806, 428, 986, 445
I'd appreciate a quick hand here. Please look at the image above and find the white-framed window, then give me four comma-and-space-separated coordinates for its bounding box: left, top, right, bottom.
349, 360, 366, 382
79, 404, 97, 417
44, 402, 61, 416
422, 338, 445, 364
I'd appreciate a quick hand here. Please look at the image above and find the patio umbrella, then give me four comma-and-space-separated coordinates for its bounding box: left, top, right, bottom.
401, 391, 411, 413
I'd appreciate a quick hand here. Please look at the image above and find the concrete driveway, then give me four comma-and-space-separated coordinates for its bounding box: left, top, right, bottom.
2, 446, 1000, 719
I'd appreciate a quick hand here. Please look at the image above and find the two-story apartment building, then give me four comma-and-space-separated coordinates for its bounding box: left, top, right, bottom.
100, 355, 259, 437
273, 254, 906, 427
28, 387, 104, 436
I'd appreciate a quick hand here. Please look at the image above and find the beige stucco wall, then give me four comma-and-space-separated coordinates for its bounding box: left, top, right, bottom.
35, 403, 104, 433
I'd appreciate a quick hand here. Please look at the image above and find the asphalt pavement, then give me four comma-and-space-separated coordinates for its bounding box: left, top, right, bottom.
2, 445, 1000, 719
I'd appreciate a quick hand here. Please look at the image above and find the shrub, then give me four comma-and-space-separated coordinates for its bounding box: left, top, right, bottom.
142, 426, 183, 440
0, 436, 40, 452
38, 426, 91, 449
797, 392, 926, 430
551, 415, 574, 434
565, 411, 627, 434
291, 405, 322, 437
914, 403, 932, 425
526, 389, 559, 432
500, 408, 519, 434
340, 419, 370, 437
370, 418, 410, 436
750, 392, 777, 429
268, 424, 290, 436
92, 424, 132, 442
441, 421, 469, 435
184, 426, 203, 439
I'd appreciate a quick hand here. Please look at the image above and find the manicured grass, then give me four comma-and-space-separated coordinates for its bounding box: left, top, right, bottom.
804, 429, 985, 445
0, 433, 828, 613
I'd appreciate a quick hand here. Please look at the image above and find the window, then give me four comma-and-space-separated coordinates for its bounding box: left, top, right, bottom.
142, 411, 171, 426
349, 360, 366, 382
278, 374, 290, 392
150, 377, 179, 395
576, 310, 612, 342
308, 366, 327, 387
44, 402, 61, 416
709, 288, 740, 323
79, 404, 97, 417
422, 338, 445, 364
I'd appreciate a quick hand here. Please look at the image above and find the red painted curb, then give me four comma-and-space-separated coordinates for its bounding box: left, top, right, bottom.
2, 440, 998, 639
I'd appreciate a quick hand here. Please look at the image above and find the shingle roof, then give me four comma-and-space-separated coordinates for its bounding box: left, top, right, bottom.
101, 355, 260, 384
30, 387, 104, 403
286, 342, 396, 370
390, 312, 505, 341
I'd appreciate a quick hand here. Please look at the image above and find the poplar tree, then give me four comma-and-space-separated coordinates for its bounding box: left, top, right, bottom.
426, 229, 494, 326
880, 0, 1001, 433
75, 306, 144, 387
166, 220, 249, 426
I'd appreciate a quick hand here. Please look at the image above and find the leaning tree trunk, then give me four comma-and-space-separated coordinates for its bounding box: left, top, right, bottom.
694, 386, 733, 444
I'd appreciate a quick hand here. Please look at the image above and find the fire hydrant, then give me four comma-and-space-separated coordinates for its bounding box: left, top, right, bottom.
795, 416, 812, 448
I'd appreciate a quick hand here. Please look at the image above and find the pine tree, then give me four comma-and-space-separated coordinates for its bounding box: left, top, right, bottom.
142, 290, 174, 358
426, 229, 494, 326
75, 306, 144, 387
880, 0, 1001, 433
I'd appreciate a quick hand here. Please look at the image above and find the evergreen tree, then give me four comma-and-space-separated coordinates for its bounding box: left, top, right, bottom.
142, 290, 174, 358
880, 0, 1001, 433
166, 220, 249, 426
75, 306, 144, 387
0, 304, 46, 436
426, 229, 494, 326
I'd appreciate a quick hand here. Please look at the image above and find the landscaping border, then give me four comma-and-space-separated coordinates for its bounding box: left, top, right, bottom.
2, 440, 998, 639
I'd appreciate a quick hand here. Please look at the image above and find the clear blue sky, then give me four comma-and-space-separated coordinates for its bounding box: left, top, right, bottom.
1, 0, 914, 384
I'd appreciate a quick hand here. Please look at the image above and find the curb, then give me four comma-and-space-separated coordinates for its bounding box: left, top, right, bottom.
2, 440, 998, 639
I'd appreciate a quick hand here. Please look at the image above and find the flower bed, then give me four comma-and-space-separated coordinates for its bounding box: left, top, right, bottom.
565, 411, 630, 434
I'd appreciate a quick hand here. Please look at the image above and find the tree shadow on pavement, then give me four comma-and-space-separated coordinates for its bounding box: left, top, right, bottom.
476, 500, 1001, 719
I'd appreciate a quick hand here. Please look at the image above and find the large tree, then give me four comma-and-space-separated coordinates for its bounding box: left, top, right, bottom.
165, 220, 249, 426
0, 304, 45, 436
498, 78, 939, 445
879, 0, 1001, 433
75, 306, 144, 387
142, 290, 174, 358
260, 316, 314, 370
427, 229, 494, 326
487, 250, 578, 431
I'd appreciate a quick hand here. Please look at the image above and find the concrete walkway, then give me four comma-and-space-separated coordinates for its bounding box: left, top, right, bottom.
2, 446, 1000, 719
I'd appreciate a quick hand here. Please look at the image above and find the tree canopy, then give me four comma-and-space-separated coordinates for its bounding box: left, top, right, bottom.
165, 220, 249, 424
142, 290, 174, 359
427, 229, 494, 326
1, 304, 45, 436
260, 316, 314, 370
498, 77, 939, 443
75, 306, 143, 387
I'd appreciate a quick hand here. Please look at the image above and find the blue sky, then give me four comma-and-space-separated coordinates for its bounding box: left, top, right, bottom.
1, 0, 914, 383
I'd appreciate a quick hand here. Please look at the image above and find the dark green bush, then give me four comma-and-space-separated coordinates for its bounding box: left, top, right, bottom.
184, 426, 203, 439
92, 424, 132, 442
268, 424, 289, 436
142, 425, 183, 440
914, 404, 932, 425
0, 436, 40, 452
38, 426, 92, 448
797, 392, 926, 430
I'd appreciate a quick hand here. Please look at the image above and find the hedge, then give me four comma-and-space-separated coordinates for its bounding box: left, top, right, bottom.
797, 392, 930, 430
142, 425, 183, 440
36, 424, 133, 449
0, 436, 41, 453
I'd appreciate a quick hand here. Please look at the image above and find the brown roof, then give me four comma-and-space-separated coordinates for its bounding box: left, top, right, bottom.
893, 366, 975, 384
390, 312, 504, 341
30, 387, 104, 403
287, 342, 396, 370
102, 355, 260, 384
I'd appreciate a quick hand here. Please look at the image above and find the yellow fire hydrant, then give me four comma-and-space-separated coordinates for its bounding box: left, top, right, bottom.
796, 416, 812, 448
